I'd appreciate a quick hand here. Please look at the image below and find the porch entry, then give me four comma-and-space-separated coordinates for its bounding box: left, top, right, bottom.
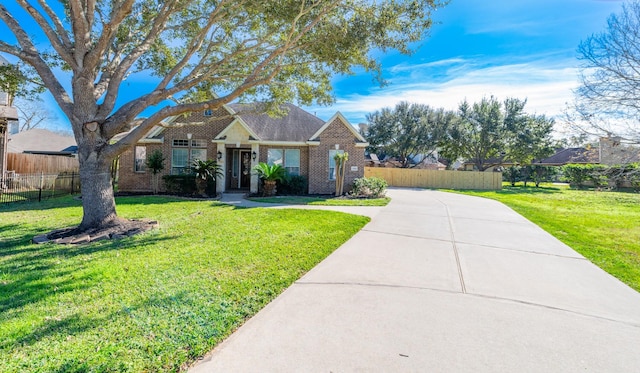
228, 149, 252, 189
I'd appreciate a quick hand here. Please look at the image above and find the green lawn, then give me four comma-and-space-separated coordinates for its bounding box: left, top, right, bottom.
449, 184, 640, 292
0, 196, 369, 372
248, 195, 391, 206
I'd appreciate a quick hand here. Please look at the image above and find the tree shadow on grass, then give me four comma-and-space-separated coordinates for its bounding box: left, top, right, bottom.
0, 233, 177, 316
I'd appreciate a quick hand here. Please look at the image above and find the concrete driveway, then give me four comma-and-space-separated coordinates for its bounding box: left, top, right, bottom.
191, 188, 640, 372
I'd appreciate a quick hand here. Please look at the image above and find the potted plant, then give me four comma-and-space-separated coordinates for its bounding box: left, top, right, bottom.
253, 162, 286, 196
191, 159, 222, 197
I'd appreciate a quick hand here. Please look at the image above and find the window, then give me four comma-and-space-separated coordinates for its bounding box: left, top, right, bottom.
284, 149, 300, 175
173, 139, 189, 147
232, 150, 239, 178
267, 149, 283, 166
171, 148, 188, 174
328, 149, 344, 180
191, 139, 207, 147
204, 109, 213, 116
134, 146, 146, 172
191, 148, 207, 162
267, 148, 300, 175
171, 138, 208, 174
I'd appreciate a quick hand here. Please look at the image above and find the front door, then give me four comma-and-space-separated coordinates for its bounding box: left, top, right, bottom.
229, 149, 252, 189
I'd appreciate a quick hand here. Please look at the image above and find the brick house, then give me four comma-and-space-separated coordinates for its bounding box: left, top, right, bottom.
117, 103, 368, 195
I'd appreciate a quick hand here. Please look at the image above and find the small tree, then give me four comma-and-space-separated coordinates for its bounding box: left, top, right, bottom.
334, 152, 349, 196
505, 166, 521, 187
145, 150, 165, 195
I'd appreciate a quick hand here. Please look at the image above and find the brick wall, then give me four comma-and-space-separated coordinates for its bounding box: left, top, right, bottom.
308, 118, 365, 194
117, 108, 232, 193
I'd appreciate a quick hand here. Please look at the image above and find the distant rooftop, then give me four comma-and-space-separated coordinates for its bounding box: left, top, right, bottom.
8, 128, 77, 155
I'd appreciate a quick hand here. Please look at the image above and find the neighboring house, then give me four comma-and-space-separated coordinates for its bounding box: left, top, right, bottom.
534, 147, 599, 166
117, 103, 369, 195
7, 128, 77, 156
461, 137, 634, 171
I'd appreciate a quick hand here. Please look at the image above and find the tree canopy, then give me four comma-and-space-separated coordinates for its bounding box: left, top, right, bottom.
363, 101, 454, 168
0, 0, 445, 231
573, 0, 640, 143
439, 96, 554, 171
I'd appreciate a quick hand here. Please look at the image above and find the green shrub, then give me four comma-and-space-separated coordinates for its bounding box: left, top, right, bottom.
162, 175, 216, 195
607, 164, 639, 190
351, 176, 387, 198
588, 164, 608, 189
562, 164, 592, 188
531, 165, 558, 187
277, 175, 308, 195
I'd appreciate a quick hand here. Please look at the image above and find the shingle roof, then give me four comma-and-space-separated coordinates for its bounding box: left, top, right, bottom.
536, 147, 599, 165
8, 128, 77, 155
228, 103, 325, 142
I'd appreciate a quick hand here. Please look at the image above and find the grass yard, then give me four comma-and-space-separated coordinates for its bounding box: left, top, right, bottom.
449, 184, 640, 292
0, 196, 369, 372
248, 195, 391, 206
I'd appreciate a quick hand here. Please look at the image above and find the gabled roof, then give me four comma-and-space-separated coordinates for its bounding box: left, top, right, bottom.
309, 112, 368, 144
228, 103, 325, 142
8, 128, 77, 155
536, 147, 599, 165
133, 103, 366, 145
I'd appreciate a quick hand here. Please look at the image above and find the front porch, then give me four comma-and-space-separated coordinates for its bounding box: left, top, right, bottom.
216, 143, 260, 195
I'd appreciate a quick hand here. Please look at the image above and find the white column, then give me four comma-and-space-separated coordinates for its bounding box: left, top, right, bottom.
216, 143, 226, 194
250, 143, 259, 194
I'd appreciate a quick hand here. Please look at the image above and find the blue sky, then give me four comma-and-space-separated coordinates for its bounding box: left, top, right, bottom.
2, 0, 627, 132
308, 0, 625, 127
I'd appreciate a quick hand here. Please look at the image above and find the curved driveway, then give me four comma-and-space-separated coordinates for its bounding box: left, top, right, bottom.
191, 188, 640, 372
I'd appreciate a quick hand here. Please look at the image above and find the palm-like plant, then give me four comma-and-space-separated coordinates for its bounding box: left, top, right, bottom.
191, 159, 223, 197
253, 162, 286, 196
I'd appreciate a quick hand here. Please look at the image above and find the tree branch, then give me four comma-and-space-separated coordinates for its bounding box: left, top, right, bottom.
0, 5, 74, 118
14, 0, 75, 68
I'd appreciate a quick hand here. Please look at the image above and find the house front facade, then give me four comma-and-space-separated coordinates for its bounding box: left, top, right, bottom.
117, 103, 368, 195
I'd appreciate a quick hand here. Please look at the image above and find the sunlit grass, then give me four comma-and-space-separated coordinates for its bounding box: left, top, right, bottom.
0, 196, 369, 372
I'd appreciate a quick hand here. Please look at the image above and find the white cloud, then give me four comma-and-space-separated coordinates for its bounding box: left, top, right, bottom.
311, 57, 581, 125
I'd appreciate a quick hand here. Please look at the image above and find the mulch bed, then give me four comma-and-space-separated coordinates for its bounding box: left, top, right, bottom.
32, 219, 159, 245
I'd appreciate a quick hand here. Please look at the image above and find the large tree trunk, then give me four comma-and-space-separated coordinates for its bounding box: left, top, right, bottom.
77, 149, 120, 231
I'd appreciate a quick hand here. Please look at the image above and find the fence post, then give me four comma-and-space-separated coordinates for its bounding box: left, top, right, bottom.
71, 171, 75, 194
38, 172, 44, 202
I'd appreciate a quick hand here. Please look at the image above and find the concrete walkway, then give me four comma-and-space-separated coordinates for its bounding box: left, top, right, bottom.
191, 188, 640, 372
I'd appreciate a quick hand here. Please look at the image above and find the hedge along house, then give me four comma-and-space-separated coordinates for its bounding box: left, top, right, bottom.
117, 103, 368, 195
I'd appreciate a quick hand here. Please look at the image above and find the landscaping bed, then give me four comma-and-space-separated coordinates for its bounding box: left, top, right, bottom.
248, 195, 391, 206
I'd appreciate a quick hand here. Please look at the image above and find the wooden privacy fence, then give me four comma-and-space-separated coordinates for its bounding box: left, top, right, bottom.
7, 153, 79, 174
364, 167, 502, 190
